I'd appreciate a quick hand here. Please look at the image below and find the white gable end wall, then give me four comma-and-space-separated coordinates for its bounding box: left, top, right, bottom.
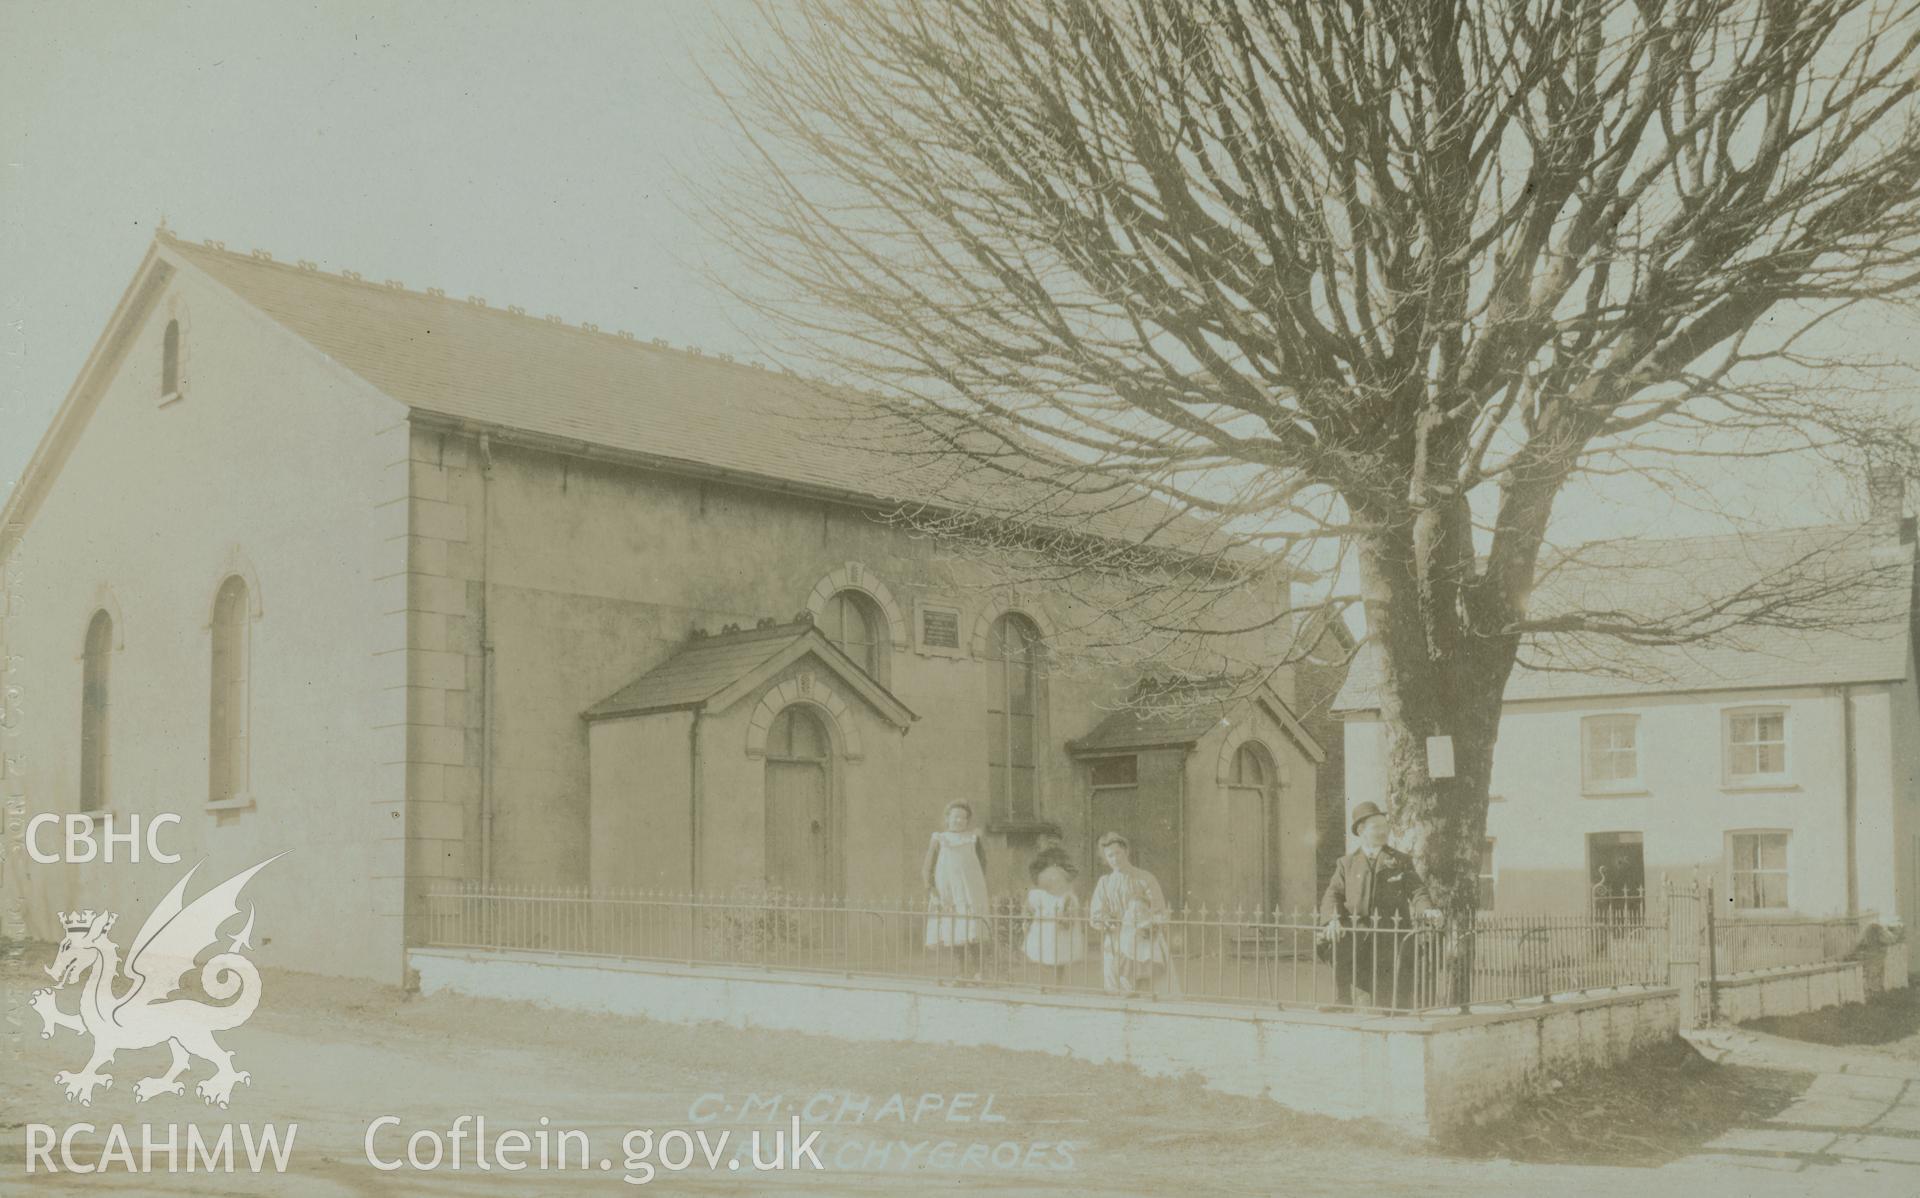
1, 252, 411, 981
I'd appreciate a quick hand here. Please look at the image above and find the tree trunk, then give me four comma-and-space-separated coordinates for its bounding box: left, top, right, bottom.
1358, 523, 1522, 1009
1355, 530, 1518, 916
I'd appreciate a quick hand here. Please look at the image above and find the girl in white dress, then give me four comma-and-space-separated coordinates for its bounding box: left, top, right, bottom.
1022, 861, 1087, 983
923, 801, 991, 979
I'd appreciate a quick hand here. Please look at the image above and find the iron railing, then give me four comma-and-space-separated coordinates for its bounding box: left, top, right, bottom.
1455, 904, 1672, 1004
1711, 911, 1875, 975
422, 883, 1694, 1015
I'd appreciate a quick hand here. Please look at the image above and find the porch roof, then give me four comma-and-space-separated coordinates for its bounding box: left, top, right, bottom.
1068, 682, 1324, 762
583, 620, 915, 726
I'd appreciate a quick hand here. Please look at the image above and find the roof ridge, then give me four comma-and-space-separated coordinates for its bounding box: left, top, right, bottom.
1542, 521, 1878, 559
687, 617, 818, 644
156, 226, 791, 378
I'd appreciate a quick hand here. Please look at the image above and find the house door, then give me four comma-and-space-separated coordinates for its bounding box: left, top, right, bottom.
1587, 831, 1645, 918
764, 706, 832, 895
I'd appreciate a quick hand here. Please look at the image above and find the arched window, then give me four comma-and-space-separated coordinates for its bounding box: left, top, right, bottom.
1226, 742, 1273, 904
986, 612, 1044, 824
763, 705, 833, 894
80, 611, 113, 812
162, 319, 181, 396
209, 575, 250, 805
820, 588, 887, 681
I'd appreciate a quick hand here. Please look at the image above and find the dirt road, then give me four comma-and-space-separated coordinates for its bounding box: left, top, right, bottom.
0, 956, 1899, 1196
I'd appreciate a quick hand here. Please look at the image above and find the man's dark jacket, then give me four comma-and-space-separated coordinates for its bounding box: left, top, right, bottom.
1319, 846, 1434, 926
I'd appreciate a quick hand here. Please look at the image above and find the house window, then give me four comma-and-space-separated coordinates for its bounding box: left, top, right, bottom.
1477, 839, 1496, 910
80, 610, 112, 812
162, 319, 181, 397
209, 576, 250, 806
1581, 714, 1641, 792
1729, 831, 1790, 910
1725, 707, 1789, 784
820, 589, 887, 681
986, 612, 1044, 824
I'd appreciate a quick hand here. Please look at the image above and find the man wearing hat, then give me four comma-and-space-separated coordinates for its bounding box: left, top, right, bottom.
1318, 801, 1441, 1010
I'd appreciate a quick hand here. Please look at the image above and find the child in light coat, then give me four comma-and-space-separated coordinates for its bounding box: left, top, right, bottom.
1088, 831, 1181, 997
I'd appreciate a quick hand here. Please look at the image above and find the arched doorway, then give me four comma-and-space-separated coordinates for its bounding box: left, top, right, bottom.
1225, 742, 1273, 907
764, 705, 834, 894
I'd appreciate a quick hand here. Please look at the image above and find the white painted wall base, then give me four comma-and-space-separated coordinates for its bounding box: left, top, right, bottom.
412, 949, 1710, 1138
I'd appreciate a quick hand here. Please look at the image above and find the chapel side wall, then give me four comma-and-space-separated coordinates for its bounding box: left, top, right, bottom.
410, 430, 1298, 901
2, 260, 409, 982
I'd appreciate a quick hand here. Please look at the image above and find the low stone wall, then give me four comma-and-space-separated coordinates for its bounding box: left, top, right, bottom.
1417, 988, 1681, 1135
1707, 961, 1866, 1024
411, 948, 1680, 1138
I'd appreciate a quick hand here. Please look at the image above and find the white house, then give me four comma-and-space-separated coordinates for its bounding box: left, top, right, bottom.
1335, 512, 1920, 950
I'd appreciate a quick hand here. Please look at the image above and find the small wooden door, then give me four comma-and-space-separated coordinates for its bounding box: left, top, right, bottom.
1088, 755, 1141, 870
764, 706, 832, 895
1223, 743, 1274, 908
1087, 752, 1183, 897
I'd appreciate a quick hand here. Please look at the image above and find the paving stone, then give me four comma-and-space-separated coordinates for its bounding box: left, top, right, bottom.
1872, 1104, 1920, 1132
1703, 1127, 1837, 1155
1669, 1152, 1808, 1172
1807, 1073, 1907, 1102
1831, 1134, 1920, 1165
1767, 1097, 1894, 1128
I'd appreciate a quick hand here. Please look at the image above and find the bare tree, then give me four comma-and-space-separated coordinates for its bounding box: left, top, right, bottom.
708, 0, 1920, 915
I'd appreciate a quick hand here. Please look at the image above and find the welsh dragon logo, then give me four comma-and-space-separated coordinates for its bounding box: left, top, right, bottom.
31, 854, 283, 1108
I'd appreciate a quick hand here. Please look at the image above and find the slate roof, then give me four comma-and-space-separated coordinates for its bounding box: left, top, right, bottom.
1334, 524, 1916, 712
583, 620, 914, 723
162, 235, 1258, 562
1068, 698, 1235, 754
1067, 678, 1326, 762
585, 624, 812, 718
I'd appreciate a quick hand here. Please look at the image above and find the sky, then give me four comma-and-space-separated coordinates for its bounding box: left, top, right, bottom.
1, 0, 764, 504
2, 1, 1914, 581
